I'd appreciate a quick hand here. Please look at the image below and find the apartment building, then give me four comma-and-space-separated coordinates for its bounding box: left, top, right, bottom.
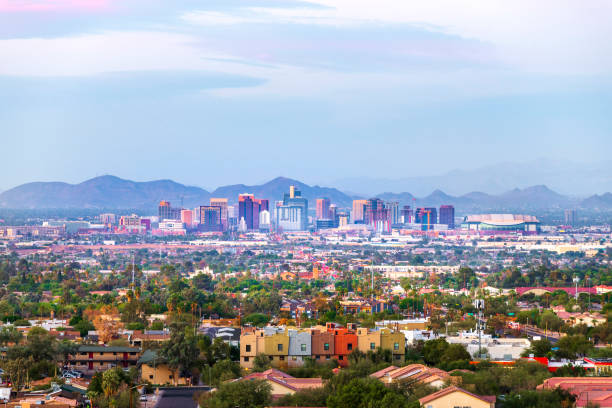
68, 345, 140, 374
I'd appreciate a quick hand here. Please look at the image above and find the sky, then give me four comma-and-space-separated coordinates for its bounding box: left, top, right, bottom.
1, 0, 612, 192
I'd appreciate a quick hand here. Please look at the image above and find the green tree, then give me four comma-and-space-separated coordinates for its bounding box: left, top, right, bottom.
102, 368, 123, 397
159, 323, 200, 384
200, 379, 271, 408
253, 353, 272, 372
327, 377, 408, 408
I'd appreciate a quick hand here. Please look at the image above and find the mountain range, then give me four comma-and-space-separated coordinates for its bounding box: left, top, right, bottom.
333, 159, 612, 196
0, 175, 611, 212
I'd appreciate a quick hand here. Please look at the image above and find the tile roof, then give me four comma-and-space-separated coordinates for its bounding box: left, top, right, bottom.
419, 385, 495, 405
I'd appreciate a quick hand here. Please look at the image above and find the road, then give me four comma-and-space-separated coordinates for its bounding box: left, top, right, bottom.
153, 387, 211, 408
523, 325, 561, 344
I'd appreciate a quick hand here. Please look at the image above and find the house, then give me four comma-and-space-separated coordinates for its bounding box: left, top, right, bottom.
538, 377, 612, 407
370, 364, 458, 388
129, 330, 171, 347
200, 327, 240, 348
418, 386, 495, 408
239, 369, 323, 399
138, 350, 190, 385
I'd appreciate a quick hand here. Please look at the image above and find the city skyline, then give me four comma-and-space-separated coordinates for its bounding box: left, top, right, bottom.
1, 1, 612, 191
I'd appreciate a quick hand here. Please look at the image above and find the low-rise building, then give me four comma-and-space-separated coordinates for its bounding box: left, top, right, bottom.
68, 345, 140, 374
419, 386, 496, 408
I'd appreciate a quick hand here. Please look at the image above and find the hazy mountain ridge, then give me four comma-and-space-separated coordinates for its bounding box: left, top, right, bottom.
0, 175, 610, 212
333, 160, 612, 196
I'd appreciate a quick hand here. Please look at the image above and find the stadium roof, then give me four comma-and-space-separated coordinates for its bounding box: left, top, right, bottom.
464, 214, 539, 225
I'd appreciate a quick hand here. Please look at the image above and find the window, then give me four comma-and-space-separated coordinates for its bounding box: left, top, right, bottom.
113, 352, 117, 356
169, 375, 173, 379
292, 356, 297, 361
277, 344, 283, 352
301, 344, 307, 352
326, 356, 330, 360
315, 355, 320, 360
394, 342, 399, 350
246, 345, 251, 352
339, 355, 343, 360
347, 343, 353, 351
370, 342, 376, 350
149, 375, 154, 379
279, 356, 285, 361
324, 343, 329, 351
269, 356, 273, 361
244, 357, 249, 362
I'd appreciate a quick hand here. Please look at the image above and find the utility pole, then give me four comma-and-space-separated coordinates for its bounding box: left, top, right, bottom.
474, 299, 484, 358
573, 275, 580, 302
132, 252, 135, 288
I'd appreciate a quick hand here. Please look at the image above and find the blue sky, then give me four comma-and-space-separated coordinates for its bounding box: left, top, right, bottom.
1, 0, 611, 191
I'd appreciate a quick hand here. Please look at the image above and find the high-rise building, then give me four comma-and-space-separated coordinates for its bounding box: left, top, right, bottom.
564, 209, 577, 226
316, 198, 331, 220
99, 213, 116, 225
352, 199, 368, 223
259, 210, 271, 231
158, 201, 181, 221
415, 207, 437, 230
276, 186, 308, 231
329, 204, 338, 225
200, 206, 222, 231
401, 206, 413, 224
387, 201, 400, 225
238, 194, 255, 230
181, 209, 193, 227
238, 194, 267, 230
439, 205, 455, 229
210, 198, 229, 231
364, 198, 392, 232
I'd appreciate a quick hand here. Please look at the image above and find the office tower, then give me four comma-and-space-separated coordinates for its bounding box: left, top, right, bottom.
158, 201, 181, 221
210, 198, 229, 231
329, 204, 337, 225
200, 206, 222, 231
276, 185, 308, 231
99, 213, 116, 225
238, 194, 255, 230
337, 212, 349, 227
401, 206, 413, 224
415, 207, 437, 230
238, 194, 268, 230
439, 205, 455, 229
181, 209, 193, 227
564, 209, 577, 226
316, 198, 331, 220
259, 210, 271, 230
364, 198, 391, 232
352, 199, 368, 223
387, 201, 400, 225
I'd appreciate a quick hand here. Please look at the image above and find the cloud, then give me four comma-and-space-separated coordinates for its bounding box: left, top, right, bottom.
0, 31, 266, 76
183, 0, 612, 75
0, 0, 110, 12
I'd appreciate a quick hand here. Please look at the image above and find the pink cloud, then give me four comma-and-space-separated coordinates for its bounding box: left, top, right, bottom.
0, 0, 111, 12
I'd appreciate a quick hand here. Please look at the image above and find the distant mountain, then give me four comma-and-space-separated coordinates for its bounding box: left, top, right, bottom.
0, 175, 610, 212
0, 175, 211, 209
211, 177, 354, 207
581, 193, 612, 210
333, 159, 612, 196
374, 186, 582, 212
